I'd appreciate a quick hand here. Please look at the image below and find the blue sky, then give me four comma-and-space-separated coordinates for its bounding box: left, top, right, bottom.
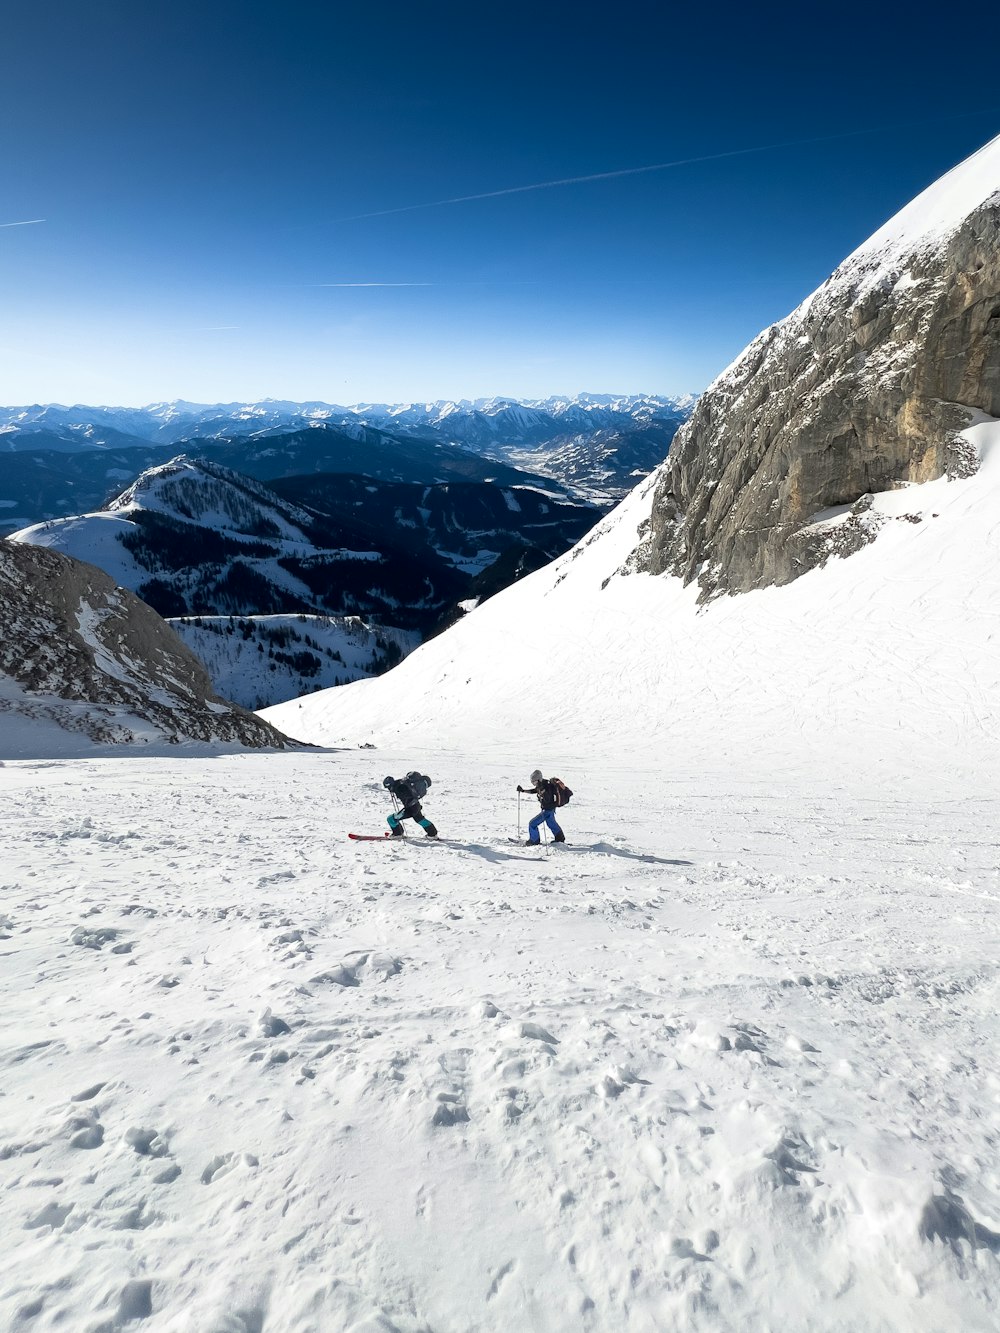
1, 0, 998, 406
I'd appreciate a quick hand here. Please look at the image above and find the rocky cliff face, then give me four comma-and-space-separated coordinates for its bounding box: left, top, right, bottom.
640, 136, 1000, 597
0, 539, 294, 749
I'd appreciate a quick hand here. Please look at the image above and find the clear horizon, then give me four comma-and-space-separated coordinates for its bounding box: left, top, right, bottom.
2, 1, 998, 407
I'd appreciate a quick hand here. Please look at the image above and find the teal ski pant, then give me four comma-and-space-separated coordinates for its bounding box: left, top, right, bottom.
387, 807, 436, 835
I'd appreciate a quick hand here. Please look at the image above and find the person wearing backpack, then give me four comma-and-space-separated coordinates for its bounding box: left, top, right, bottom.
517, 768, 571, 845
382, 772, 438, 837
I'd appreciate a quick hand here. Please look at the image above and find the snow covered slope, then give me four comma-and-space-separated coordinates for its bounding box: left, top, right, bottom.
168, 614, 418, 710
2, 740, 998, 1330
262, 414, 1000, 790
8, 455, 466, 638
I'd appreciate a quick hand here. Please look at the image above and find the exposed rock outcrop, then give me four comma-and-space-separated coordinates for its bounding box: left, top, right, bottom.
0, 539, 294, 749
641, 136, 1000, 597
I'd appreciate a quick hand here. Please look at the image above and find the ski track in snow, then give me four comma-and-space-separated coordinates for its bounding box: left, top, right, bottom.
1, 749, 998, 1331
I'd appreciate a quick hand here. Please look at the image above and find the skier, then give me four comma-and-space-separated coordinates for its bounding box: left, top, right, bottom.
382, 772, 437, 837
517, 768, 566, 845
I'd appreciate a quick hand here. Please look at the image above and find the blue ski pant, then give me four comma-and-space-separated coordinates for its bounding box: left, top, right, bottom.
528, 809, 563, 843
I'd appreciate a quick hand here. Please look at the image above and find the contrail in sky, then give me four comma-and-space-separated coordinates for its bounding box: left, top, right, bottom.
1, 218, 46, 228
331, 111, 1000, 223
313, 282, 435, 287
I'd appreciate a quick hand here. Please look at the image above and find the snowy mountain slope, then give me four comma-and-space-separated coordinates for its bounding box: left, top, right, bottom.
8, 458, 336, 617
265, 412, 1000, 789
0, 540, 292, 755
168, 613, 418, 710
8, 457, 468, 632
268, 472, 598, 575
644, 133, 1000, 596
2, 422, 998, 1323
0, 421, 153, 453
10, 458, 599, 704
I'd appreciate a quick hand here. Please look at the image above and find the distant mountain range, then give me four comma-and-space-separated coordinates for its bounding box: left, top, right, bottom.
0, 392, 694, 446
0, 393, 693, 531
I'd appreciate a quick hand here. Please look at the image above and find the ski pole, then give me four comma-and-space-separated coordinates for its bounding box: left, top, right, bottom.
517, 788, 521, 840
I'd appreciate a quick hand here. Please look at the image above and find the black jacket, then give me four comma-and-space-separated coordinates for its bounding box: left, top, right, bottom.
524, 780, 556, 811
388, 778, 421, 811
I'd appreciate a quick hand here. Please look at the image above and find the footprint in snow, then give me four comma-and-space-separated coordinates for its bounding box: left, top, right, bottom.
124, 1126, 170, 1158
64, 1107, 104, 1150
69, 925, 120, 950
309, 952, 402, 988
599, 1074, 627, 1099
70, 1081, 106, 1102
499, 1088, 527, 1122
487, 1259, 516, 1300
258, 1009, 291, 1038
201, 1152, 259, 1185
431, 1050, 472, 1127
432, 1094, 470, 1128
116, 1281, 153, 1323
24, 1201, 75, 1231
269, 928, 313, 961
256, 870, 296, 888
516, 1020, 559, 1044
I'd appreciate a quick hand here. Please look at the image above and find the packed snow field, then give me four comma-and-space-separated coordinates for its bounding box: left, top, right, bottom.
2, 746, 998, 1332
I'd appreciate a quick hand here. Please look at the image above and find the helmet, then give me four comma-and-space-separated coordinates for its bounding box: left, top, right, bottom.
530, 769, 543, 783
382, 776, 394, 789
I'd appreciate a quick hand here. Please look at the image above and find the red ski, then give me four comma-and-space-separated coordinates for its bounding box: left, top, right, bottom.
348, 832, 394, 841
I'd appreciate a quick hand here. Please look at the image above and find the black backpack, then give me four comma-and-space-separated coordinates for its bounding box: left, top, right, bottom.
551, 777, 573, 807
404, 771, 430, 801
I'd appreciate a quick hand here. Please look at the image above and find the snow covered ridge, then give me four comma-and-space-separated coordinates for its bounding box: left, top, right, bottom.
641, 131, 1000, 597
0, 539, 293, 756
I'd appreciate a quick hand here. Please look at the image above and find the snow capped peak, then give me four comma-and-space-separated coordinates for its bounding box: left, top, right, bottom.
852, 130, 1000, 263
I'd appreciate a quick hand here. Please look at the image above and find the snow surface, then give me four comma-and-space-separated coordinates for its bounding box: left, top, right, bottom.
9, 513, 145, 588
1, 742, 998, 1331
